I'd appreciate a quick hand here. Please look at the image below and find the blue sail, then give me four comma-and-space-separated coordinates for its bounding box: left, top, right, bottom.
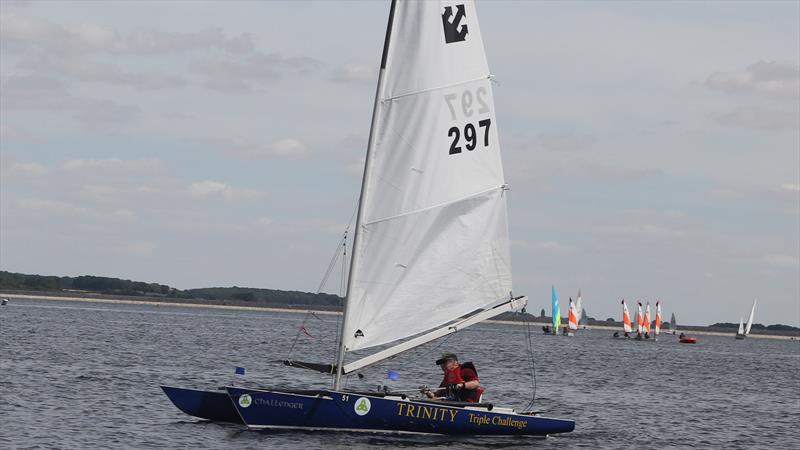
551, 285, 561, 331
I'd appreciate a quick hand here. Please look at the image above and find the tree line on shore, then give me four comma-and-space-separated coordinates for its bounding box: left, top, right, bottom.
0, 271, 341, 309
2, 270, 797, 333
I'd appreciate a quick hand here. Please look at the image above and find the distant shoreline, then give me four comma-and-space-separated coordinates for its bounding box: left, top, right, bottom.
3, 292, 796, 341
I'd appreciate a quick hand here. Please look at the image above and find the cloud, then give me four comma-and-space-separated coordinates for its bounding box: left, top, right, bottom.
3, 161, 49, 176
0, 13, 253, 55
343, 158, 365, 177
214, 137, 310, 160
17, 55, 188, 91
255, 217, 273, 226
1, 74, 140, 125
607, 224, 686, 240
63, 158, 164, 174
193, 52, 322, 92
299, 218, 348, 235
709, 107, 799, 131
706, 61, 800, 100
330, 63, 376, 84
539, 241, 576, 256
538, 132, 595, 152
83, 184, 116, 201
16, 198, 90, 216
761, 254, 799, 269
780, 183, 800, 192
110, 241, 156, 257
187, 180, 268, 200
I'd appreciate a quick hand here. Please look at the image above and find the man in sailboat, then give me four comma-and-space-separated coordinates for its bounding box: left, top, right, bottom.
423, 352, 484, 403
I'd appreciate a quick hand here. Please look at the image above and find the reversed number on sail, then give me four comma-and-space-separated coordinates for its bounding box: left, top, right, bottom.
444, 88, 492, 155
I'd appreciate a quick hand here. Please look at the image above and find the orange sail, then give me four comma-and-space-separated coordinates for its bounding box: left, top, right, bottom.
622, 300, 632, 333
643, 302, 651, 334
568, 298, 578, 330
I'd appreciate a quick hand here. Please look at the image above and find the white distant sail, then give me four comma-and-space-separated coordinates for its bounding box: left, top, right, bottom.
335, 1, 521, 382
575, 288, 583, 323
654, 301, 662, 336
744, 299, 757, 335
737, 318, 745, 335
636, 302, 644, 333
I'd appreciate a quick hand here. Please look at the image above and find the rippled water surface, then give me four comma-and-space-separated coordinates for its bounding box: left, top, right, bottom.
1, 298, 798, 449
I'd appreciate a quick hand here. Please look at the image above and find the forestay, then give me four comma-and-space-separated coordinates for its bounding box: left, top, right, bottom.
341, 0, 512, 354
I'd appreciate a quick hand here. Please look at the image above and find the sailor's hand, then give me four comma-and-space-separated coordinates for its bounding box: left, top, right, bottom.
447, 383, 462, 391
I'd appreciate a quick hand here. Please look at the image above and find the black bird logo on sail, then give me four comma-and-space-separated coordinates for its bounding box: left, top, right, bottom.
442, 4, 468, 43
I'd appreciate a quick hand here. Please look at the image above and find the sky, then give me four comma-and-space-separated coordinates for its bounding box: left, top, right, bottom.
1, 0, 798, 327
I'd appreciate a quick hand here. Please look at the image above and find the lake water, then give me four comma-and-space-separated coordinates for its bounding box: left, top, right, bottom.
1, 298, 798, 449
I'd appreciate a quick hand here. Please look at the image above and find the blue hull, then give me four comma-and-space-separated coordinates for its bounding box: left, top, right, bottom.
226, 387, 575, 436
161, 386, 243, 424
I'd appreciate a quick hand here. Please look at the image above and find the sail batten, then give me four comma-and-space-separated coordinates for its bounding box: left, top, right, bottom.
382, 74, 492, 102
363, 184, 506, 226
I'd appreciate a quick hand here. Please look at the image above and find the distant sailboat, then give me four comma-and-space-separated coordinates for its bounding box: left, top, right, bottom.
670, 313, 677, 335
575, 289, 584, 326
614, 299, 633, 338
552, 285, 561, 335
654, 301, 662, 340
643, 302, 652, 339
567, 298, 578, 336
735, 299, 757, 340
635, 301, 644, 339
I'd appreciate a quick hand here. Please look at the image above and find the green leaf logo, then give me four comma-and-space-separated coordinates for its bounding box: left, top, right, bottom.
238, 394, 252, 408
354, 397, 371, 416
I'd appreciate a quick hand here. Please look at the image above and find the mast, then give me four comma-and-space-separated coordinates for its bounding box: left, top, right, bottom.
334, 0, 397, 391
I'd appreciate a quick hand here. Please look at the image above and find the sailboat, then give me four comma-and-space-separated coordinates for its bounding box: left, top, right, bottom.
161, 0, 574, 436
654, 301, 662, 341
669, 312, 677, 335
735, 299, 757, 340
613, 299, 633, 339
575, 289, 583, 327
642, 302, 652, 339
567, 298, 578, 336
551, 286, 561, 335
634, 301, 645, 339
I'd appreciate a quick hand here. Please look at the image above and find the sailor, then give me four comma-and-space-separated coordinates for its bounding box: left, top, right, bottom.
423, 352, 484, 403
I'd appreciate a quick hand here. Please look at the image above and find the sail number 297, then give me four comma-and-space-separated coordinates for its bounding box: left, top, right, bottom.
444, 87, 492, 155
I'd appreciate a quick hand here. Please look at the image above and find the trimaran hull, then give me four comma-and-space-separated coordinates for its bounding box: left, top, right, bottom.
161, 386, 574, 436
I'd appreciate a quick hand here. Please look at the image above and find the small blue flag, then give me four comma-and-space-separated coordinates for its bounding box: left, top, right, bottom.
235, 366, 246, 375
387, 370, 399, 381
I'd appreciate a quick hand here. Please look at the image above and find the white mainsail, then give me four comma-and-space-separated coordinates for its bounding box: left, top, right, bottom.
575, 288, 583, 323
737, 318, 745, 335
336, 1, 518, 383
744, 299, 757, 335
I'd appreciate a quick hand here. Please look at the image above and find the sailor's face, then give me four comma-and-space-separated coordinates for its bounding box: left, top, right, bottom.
440, 359, 457, 371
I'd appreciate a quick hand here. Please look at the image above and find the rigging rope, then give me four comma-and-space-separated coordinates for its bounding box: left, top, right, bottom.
522, 311, 538, 412
286, 204, 357, 363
